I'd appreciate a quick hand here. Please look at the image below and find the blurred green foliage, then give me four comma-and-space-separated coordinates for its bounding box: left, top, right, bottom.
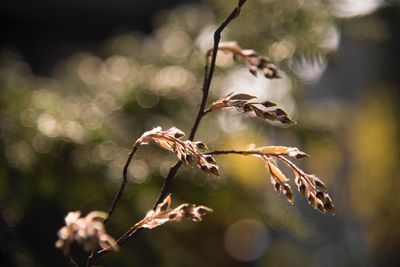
0, 0, 399, 266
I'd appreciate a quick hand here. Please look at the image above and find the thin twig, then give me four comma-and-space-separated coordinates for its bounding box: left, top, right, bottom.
90, 227, 143, 260
66, 255, 79, 267
105, 144, 138, 223
87, 144, 138, 266
206, 150, 263, 156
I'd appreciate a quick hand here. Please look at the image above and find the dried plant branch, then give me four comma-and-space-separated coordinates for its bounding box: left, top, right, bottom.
136, 194, 213, 229
88, 195, 212, 261
66, 255, 78, 267
136, 127, 219, 176
206, 146, 334, 213
207, 41, 280, 79
87, 2, 248, 265
205, 93, 295, 124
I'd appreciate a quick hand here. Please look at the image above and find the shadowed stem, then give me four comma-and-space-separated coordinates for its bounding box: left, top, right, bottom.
105, 144, 138, 223
87, 1, 247, 265
87, 144, 138, 266
88, 224, 143, 260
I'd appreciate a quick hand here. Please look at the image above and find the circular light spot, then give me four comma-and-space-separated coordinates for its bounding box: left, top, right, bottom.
224, 219, 269, 261
136, 90, 159, 109
106, 56, 131, 81
37, 113, 59, 137
129, 160, 149, 183
32, 134, 52, 153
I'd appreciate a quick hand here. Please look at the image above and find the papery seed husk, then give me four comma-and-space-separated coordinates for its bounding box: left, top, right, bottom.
243, 104, 252, 112
260, 101, 277, 107
204, 155, 217, 164
313, 177, 328, 192
209, 166, 220, 177
299, 184, 306, 197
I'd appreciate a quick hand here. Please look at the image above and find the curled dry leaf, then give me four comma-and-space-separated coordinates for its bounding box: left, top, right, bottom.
55, 211, 118, 255
137, 127, 219, 176
135, 194, 213, 229
207, 41, 280, 79
207, 93, 295, 124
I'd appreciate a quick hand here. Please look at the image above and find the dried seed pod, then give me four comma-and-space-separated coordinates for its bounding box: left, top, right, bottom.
136, 127, 219, 177
55, 211, 118, 255
210, 42, 281, 79
227, 144, 334, 213
137, 195, 213, 229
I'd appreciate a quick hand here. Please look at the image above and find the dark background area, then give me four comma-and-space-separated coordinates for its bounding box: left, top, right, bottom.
0, 0, 196, 75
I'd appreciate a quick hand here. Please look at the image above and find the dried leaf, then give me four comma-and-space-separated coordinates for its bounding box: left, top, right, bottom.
137, 195, 213, 229
209, 42, 280, 79
279, 158, 335, 214
207, 94, 295, 125
266, 160, 289, 183
229, 93, 257, 100
215, 145, 334, 214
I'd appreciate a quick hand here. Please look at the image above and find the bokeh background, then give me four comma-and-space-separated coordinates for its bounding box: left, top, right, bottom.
1, 0, 399, 266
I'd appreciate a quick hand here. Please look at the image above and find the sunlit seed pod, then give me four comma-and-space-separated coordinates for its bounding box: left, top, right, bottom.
204, 155, 216, 164
274, 182, 281, 192
243, 104, 253, 112
314, 179, 328, 192
209, 166, 220, 177
285, 188, 294, 204
260, 101, 277, 108
196, 206, 213, 215
317, 203, 325, 212
168, 213, 178, 220
299, 184, 306, 197
174, 132, 185, 138
201, 165, 209, 173
316, 191, 325, 201
324, 200, 334, 212
194, 142, 208, 151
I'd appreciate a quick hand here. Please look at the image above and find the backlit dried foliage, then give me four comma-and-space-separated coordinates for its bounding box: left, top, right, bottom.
207, 93, 295, 124
135, 194, 213, 229
208, 145, 334, 213
55, 211, 118, 256
136, 127, 219, 176
55, 1, 336, 264
208, 41, 280, 79
254, 146, 334, 213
